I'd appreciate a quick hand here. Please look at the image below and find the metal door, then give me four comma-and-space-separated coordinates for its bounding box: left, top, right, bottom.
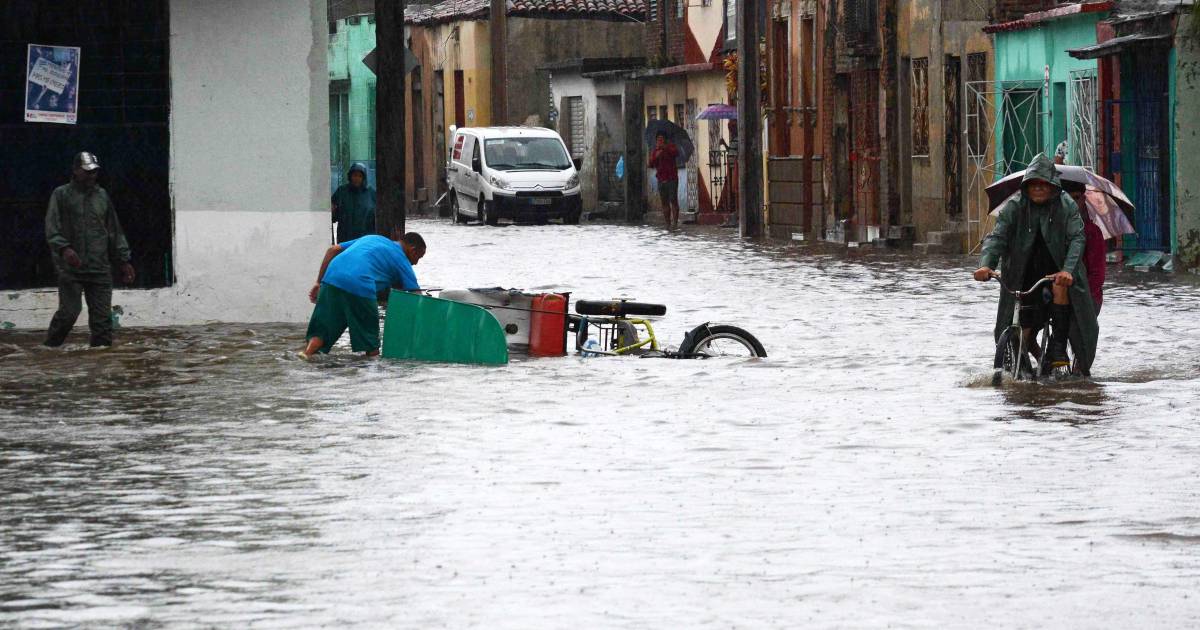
685, 99, 699, 211
1101, 51, 1168, 251
1069, 69, 1098, 170
850, 70, 880, 228
944, 55, 962, 216
1132, 51, 1168, 251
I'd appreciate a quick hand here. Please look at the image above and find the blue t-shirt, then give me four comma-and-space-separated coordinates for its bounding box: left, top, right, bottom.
321, 235, 419, 299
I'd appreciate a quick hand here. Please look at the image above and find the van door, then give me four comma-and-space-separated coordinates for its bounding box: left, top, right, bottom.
461, 135, 482, 214
449, 132, 477, 211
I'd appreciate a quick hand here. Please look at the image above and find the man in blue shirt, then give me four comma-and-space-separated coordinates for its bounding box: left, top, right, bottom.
299, 232, 426, 360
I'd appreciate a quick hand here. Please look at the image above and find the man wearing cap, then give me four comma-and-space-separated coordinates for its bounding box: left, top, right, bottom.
43, 152, 135, 347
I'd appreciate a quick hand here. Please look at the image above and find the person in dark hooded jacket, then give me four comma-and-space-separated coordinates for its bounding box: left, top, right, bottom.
973, 153, 1099, 375
331, 162, 376, 243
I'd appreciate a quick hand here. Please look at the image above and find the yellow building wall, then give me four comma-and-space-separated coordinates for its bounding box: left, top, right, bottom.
642, 73, 729, 214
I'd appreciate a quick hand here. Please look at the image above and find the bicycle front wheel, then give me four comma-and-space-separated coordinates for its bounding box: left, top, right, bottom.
679, 324, 766, 358
993, 327, 1021, 385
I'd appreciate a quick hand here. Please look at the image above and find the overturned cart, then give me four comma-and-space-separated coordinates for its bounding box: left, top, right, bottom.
381, 288, 766, 365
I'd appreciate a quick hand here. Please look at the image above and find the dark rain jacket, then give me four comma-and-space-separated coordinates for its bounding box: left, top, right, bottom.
45, 181, 131, 278
980, 153, 1099, 373
332, 162, 376, 243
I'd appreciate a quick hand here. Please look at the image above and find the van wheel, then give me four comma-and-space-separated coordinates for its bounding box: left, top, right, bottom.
480, 200, 498, 226
451, 191, 466, 224
563, 210, 581, 225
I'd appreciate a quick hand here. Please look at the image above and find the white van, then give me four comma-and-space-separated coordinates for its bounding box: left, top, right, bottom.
447, 126, 582, 225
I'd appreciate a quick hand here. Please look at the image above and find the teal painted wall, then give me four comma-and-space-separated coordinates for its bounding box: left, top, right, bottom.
992, 13, 1105, 168
328, 15, 377, 190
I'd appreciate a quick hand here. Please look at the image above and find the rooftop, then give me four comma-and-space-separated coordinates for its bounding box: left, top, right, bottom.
406, 0, 644, 25
983, 1, 1114, 33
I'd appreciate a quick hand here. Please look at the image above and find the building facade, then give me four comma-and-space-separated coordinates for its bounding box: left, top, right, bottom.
2, 0, 330, 329
635, 0, 739, 224
1069, 2, 1199, 272
328, 11, 378, 192
897, 0, 993, 252
764, 0, 827, 240
403, 0, 645, 215
544, 59, 646, 217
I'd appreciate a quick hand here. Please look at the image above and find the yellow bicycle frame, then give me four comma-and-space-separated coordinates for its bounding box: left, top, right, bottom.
611, 318, 658, 355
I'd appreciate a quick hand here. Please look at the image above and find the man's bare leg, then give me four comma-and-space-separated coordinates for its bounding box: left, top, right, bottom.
299, 337, 323, 360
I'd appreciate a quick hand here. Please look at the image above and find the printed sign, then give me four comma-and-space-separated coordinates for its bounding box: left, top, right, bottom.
25, 44, 81, 124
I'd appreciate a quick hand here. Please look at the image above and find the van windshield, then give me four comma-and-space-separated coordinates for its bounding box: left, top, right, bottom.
483, 138, 572, 171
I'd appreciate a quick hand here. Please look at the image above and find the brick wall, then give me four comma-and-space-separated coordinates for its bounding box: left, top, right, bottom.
644, 0, 686, 66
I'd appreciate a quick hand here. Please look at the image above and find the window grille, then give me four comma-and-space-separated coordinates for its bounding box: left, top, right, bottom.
567, 96, 585, 158
649, 0, 659, 21
966, 53, 988, 158
911, 57, 930, 156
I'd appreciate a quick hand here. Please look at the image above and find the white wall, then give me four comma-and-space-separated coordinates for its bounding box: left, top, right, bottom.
549, 72, 629, 212
2, 0, 330, 329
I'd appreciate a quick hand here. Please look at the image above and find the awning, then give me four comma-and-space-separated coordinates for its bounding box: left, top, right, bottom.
1067, 33, 1172, 59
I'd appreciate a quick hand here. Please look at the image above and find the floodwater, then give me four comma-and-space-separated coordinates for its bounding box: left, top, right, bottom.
2, 218, 1199, 628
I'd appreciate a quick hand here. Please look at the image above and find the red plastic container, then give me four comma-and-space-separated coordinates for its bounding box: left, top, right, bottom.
529, 293, 568, 357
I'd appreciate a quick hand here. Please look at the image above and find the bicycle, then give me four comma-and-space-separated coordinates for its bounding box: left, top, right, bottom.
989, 272, 1071, 385
570, 299, 766, 359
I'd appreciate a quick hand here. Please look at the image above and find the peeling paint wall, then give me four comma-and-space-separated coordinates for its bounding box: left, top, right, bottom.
897, 0, 991, 247
548, 72, 629, 212
505, 18, 645, 127
1175, 13, 1200, 274
2, 0, 330, 330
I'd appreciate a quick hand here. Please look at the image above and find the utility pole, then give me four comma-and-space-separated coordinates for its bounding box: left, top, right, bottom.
737, 0, 764, 238
490, 0, 508, 124
376, 0, 407, 237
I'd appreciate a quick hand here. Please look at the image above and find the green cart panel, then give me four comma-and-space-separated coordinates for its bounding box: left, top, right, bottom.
382, 291, 509, 365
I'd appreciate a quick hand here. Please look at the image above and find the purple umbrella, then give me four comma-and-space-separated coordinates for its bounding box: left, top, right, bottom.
696, 103, 737, 120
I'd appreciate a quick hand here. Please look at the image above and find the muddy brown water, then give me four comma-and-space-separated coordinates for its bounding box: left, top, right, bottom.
2, 219, 1199, 627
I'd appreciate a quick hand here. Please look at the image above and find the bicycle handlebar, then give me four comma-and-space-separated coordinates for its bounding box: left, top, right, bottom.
990, 271, 1055, 297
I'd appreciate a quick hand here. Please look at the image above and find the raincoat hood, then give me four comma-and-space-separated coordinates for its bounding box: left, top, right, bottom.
347, 162, 369, 185
1021, 153, 1061, 190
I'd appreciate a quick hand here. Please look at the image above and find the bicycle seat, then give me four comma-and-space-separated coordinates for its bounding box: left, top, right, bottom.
575, 299, 667, 317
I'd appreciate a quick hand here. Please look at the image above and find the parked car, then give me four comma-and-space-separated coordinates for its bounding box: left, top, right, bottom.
447, 126, 582, 225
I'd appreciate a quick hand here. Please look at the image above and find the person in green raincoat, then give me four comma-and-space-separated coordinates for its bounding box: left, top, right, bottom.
331, 162, 376, 243
973, 153, 1099, 375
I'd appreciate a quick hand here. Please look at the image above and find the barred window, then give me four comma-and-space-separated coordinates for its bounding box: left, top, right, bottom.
843, 0, 875, 45
566, 96, 585, 159
676, 0, 684, 18
649, 0, 658, 21
911, 57, 930, 156
966, 53, 988, 157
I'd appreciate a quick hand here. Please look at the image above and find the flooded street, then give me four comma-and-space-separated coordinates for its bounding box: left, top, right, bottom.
3, 218, 1200, 628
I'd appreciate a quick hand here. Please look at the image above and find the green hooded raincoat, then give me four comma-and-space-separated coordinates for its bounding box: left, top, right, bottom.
979, 153, 1099, 374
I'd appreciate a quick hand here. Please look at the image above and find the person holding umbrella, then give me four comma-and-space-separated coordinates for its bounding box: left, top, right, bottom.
649, 131, 681, 229
974, 153, 1099, 375
1062, 181, 1106, 312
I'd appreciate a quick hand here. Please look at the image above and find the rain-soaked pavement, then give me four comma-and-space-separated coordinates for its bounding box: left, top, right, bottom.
2, 218, 1199, 628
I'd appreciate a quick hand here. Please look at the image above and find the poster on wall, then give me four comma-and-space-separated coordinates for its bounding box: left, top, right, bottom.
25, 44, 81, 124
